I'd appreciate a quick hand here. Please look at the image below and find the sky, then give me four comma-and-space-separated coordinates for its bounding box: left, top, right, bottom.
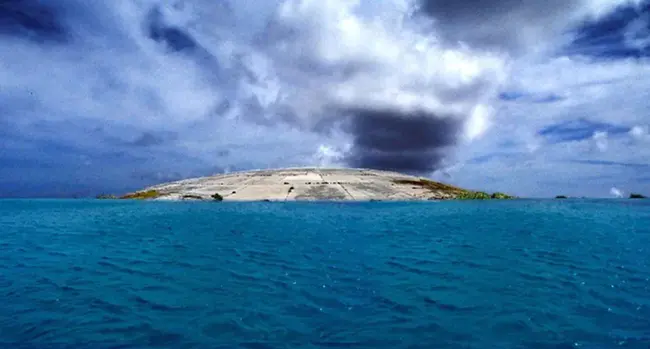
0, 0, 649, 198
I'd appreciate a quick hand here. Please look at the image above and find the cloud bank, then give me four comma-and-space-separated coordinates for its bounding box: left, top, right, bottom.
1, 0, 649, 197
249, 0, 507, 173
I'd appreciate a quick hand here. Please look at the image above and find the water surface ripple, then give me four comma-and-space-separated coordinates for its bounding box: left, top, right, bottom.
1, 199, 649, 348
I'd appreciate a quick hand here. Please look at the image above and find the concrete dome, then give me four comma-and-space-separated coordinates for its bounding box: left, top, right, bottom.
131, 167, 471, 201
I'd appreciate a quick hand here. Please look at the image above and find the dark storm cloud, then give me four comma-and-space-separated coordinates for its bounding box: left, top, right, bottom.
0, 0, 68, 42
343, 109, 462, 174
417, 0, 594, 52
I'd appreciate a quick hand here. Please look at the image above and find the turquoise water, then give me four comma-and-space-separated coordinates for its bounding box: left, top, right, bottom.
1, 199, 649, 348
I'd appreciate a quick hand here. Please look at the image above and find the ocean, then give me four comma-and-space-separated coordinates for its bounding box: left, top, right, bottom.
0, 199, 649, 348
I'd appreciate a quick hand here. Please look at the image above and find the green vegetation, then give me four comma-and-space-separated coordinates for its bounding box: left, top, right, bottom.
491, 192, 514, 199
120, 190, 162, 200
630, 193, 646, 199
95, 194, 117, 199
555, 195, 568, 199
457, 191, 492, 200
393, 178, 467, 193
393, 178, 515, 200
211, 193, 224, 201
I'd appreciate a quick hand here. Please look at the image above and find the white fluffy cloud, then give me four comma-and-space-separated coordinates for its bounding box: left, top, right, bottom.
265, 0, 506, 114
438, 47, 650, 196
630, 125, 650, 140
593, 131, 609, 152
610, 187, 624, 197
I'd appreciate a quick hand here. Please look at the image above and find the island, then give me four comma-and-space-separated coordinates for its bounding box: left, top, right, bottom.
629, 193, 647, 199
110, 167, 516, 202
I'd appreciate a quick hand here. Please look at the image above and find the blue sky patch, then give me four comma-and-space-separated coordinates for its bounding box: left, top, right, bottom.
568, 1, 649, 58
538, 118, 630, 143
499, 91, 565, 103
498, 91, 526, 101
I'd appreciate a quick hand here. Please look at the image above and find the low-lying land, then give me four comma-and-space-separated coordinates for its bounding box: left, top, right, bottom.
105, 167, 516, 202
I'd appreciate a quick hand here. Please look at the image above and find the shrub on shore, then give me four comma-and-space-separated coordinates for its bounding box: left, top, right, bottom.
393, 178, 466, 192
211, 193, 224, 201
120, 190, 162, 200
491, 192, 514, 199
457, 191, 491, 200
393, 178, 514, 200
